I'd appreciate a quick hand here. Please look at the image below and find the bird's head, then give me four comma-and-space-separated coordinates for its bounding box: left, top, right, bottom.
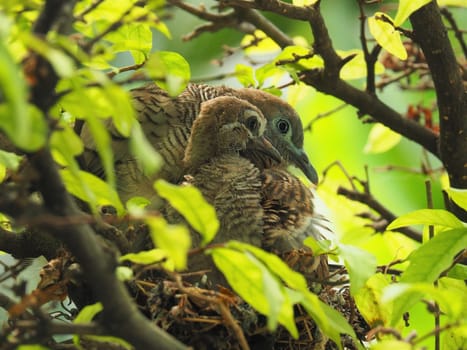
184, 96, 281, 172
233, 88, 319, 184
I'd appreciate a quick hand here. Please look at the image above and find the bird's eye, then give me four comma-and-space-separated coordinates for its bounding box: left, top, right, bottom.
246, 116, 259, 132
276, 119, 290, 134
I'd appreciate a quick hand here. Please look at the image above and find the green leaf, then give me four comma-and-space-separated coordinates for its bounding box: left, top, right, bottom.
116, 266, 134, 281
447, 187, 467, 211
394, 0, 431, 26
299, 290, 356, 349
0, 38, 47, 151
21, 32, 75, 78
354, 273, 392, 327
363, 123, 402, 154
255, 62, 284, 87
73, 302, 132, 350
368, 13, 407, 60
274, 45, 324, 71
337, 243, 377, 295
106, 22, 152, 64
438, 0, 467, 6
402, 228, 467, 283
240, 30, 280, 55
210, 247, 298, 337
17, 345, 50, 350
154, 180, 219, 246
51, 123, 84, 163
226, 241, 308, 291
370, 340, 412, 350
338, 49, 385, 80
446, 263, 467, 280
73, 302, 103, 323
60, 168, 125, 216
120, 249, 167, 265
303, 236, 333, 255
293, 0, 318, 5
144, 51, 190, 96
388, 228, 467, 325
387, 209, 465, 230
235, 63, 256, 87
80, 116, 115, 188
0, 149, 22, 171
129, 122, 163, 176
146, 216, 191, 270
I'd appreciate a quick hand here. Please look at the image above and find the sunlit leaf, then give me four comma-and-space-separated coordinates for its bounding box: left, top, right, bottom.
235, 63, 256, 87
50, 123, 84, 161
0, 149, 22, 171
274, 45, 323, 71
255, 62, 285, 87
211, 247, 298, 337
240, 30, 280, 55
106, 22, 152, 64
73, 302, 132, 350
438, 0, 467, 6
368, 13, 407, 60
364, 123, 402, 154
394, 0, 431, 26
154, 180, 219, 246
146, 216, 191, 270
116, 266, 133, 281
370, 340, 412, 350
299, 289, 356, 349
226, 241, 308, 291
17, 345, 50, 350
446, 187, 467, 211
20, 32, 76, 78
60, 168, 125, 216
387, 209, 465, 230
446, 263, 467, 281
337, 243, 377, 294
402, 228, 467, 283
0, 37, 47, 151
120, 249, 167, 264
129, 122, 163, 176
73, 302, 103, 323
293, 0, 318, 5
80, 116, 115, 188
144, 51, 190, 96
338, 49, 385, 80
354, 273, 392, 327
387, 228, 467, 325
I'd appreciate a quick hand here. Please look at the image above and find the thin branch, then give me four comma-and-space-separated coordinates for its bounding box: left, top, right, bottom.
411, 3, 467, 190
337, 186, 422, 242
440, 8, 467, 59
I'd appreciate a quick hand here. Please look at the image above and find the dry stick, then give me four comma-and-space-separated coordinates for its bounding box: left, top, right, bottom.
425, 180, 440, 350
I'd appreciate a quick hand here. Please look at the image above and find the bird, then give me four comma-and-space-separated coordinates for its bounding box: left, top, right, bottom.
176, 95, 281, 283
260, 168, 329, 282
175, 95, 328, 287
79, 83, 318, 205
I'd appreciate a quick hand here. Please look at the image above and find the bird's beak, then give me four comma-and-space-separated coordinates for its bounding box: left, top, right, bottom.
245, 136, 282, 166
291, 147, 319, 184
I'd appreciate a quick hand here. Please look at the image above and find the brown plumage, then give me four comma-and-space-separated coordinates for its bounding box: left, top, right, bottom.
80, 83, 318, 205
177, 96, 280, 283
175, 96, 328, 286
261, 168, 329, 281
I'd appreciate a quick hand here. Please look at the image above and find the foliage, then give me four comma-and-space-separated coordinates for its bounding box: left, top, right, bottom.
0, 0, 466, 349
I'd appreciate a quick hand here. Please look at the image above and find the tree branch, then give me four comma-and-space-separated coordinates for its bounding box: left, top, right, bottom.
337, 186, 422, 242
410, 2, 467, 218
